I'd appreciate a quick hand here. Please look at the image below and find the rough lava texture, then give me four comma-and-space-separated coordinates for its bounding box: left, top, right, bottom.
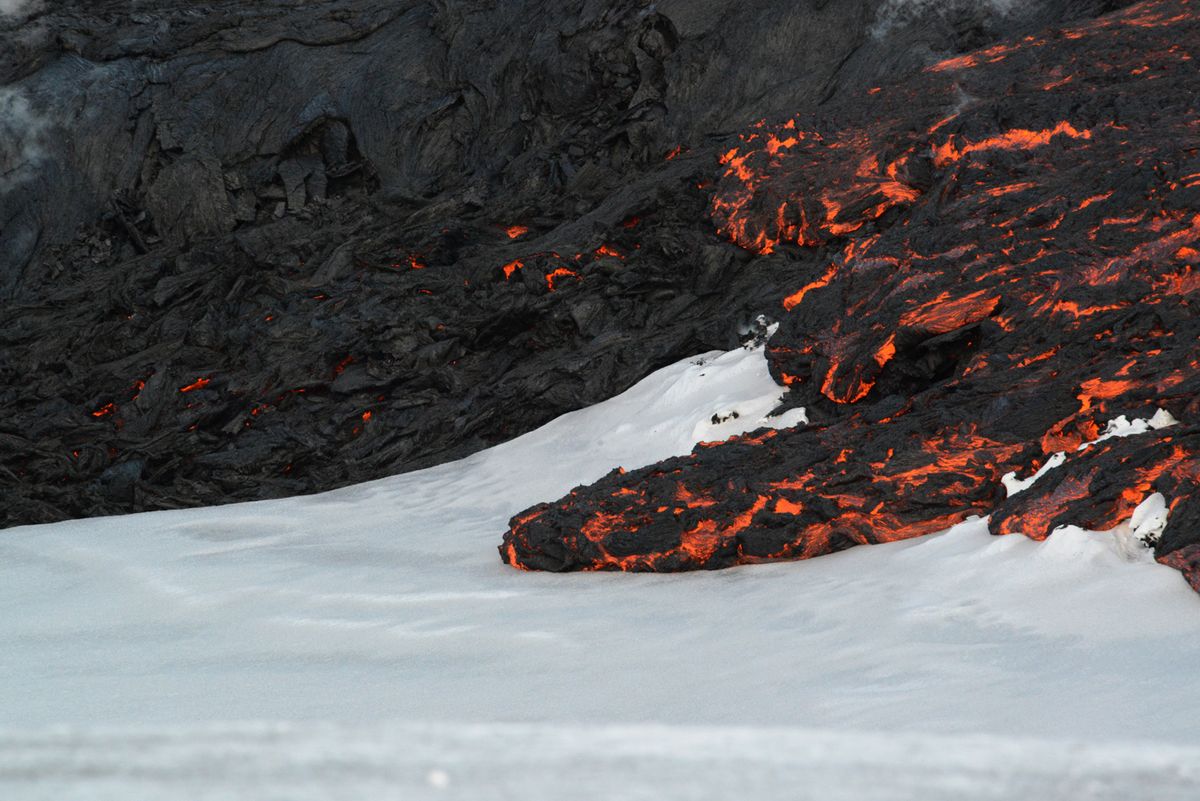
0, 0, 1127, 525
501, 0, 1200, 588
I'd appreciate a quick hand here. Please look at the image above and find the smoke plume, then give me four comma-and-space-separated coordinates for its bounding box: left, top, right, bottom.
0, 0, 42, 19
872, 0, 1016, 37
0, 88, 48, 196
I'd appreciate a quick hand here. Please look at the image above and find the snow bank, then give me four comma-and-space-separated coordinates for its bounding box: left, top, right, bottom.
2, 343, 1199, 796
5, 722, 1200, 801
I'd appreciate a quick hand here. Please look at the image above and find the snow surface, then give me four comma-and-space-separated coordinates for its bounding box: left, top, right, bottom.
7, 722, 1200, 801
1002, 408, 1178, 497
3, 343, 1200, 798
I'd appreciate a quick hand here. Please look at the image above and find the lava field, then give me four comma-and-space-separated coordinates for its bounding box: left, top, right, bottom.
4, 0, 1200, 593
501, 0, 1200, 590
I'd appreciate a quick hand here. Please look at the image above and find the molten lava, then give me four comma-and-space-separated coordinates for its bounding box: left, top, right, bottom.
545, 267, 580, 292
178, 377, 211, 393
501, 0, 1200, 592
90, 402, 117, 419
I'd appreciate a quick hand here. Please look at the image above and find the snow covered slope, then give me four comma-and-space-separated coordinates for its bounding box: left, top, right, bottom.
3, 343, 1199, 798
8, 723, 1200, 801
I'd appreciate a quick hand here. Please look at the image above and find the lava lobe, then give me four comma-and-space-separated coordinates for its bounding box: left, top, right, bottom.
501, 0, 1200, 587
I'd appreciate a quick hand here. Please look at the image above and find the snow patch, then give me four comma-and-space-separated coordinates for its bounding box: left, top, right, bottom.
1080, 407, 1178, 450
2, 344, 1199, 786
1129, 491, 1170, 545
1002, 408, 1178, 497
1006, 490, 1169, 562
5, 722, 1200, 801
689, 322, 806, 442
1001, 451, 1065, 496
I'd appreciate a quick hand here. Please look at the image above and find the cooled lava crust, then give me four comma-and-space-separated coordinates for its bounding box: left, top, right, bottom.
8, 0, 1126, 526
502, 0, 1200, 590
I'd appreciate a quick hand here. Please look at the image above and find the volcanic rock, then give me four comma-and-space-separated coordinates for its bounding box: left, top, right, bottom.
1, 0, 1127, 526
501, 0, 1200, 589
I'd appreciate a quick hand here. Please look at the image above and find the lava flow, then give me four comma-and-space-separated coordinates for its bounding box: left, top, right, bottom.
501, 0, 1200, 589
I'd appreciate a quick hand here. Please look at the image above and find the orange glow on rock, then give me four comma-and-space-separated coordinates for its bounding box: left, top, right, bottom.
931, 121, 1092, 168
545, 267, 580, 292
179, 377, 211, 393
774, 498, 804, 515
500, 0, 1200, 587
898, 290, 999, 334
91, 402, 117, 418
782, 264, 837, 311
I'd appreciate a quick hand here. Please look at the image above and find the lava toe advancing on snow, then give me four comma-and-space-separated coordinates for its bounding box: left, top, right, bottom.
501, 0, 1200, 588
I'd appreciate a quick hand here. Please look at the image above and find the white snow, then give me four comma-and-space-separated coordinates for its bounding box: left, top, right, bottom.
3, 342, 1200, 799
1128, 491, 1170, 545
1080, 407, 1179, 449
7, 722, 1200, 801
1001, 451, 1066, 496
1002, 407, 1179, 497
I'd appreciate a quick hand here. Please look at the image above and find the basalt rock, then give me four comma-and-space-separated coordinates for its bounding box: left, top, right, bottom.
0, 0, 1126, 526
501, 0, 1200, 589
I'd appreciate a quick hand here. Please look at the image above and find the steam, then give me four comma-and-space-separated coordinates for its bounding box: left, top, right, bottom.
0, 88, 48, 196
871, 0, 1016, 37
0, 0, 42, 20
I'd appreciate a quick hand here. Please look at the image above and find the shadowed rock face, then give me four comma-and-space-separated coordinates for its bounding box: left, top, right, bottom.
0, 0, 1125, 525
501, 0, 1200, 587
